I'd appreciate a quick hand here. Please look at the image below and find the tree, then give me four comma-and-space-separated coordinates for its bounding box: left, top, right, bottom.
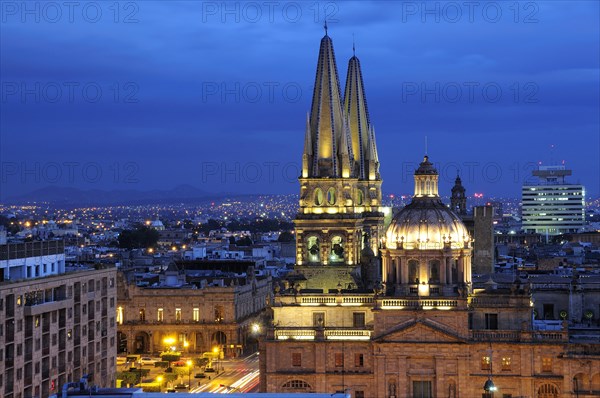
173, 366, 190, 384
118, 226, 159, 249
162, 372, 178, 387
278, 231, 294, 242
236, 236, 253, 246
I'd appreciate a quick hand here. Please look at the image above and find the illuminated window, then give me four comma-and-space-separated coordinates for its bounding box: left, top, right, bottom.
292, 353, 302, 367
481, 356, 491, 370
193, 308, 200, 322
327, 188, 336, 205
139, 309, 145, 321
214, 306, 224, 323
356, 189, 364, 205
116, 307, 123, 325
334, 353, 344, 367
175, 308, 181, 321
502, 357, 511, 371
354, 353, 364, 367
314, 188, 324, 206
542, 357, 552, 372
157, 308, 163, 322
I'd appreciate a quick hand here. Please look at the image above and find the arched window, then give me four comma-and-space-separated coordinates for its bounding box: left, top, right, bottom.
330, 236, 344, 263
408, 260, 419, 283
537, 384, 558, 398
314, 188, 324, 206
307, 236, 320, 263
356, 189, 364, 205
282, 380, 311, 390
573, 373, 589, 393
327, 187, 336, 205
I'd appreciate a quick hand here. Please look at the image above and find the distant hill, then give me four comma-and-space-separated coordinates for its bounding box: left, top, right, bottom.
3, 185, 215, 206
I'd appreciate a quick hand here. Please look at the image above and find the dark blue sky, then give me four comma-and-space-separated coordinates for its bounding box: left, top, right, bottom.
1, 1, 599, 201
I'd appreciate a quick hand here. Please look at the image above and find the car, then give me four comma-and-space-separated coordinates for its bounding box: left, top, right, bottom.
116, 357, 127, 365
140, 357, 155, 366
175, 384, 189, 391
172, 360, 187, 367
204, 367, 215, 373
194, 373, 206, 379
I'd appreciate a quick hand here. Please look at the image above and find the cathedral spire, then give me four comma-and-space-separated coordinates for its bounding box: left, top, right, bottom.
302, 113, 312, 178
366, 125, 380, 180
307, 30, 347, 178
343, 51, 372, 180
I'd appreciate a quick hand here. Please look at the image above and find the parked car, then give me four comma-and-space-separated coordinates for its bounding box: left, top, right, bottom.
194, 373, 206, 379
175, 384, 189, 391
204, 367, 215, 373
140, 357, 155, 366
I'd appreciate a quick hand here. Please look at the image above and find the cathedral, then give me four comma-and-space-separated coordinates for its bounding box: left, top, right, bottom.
259, 30, 600, 398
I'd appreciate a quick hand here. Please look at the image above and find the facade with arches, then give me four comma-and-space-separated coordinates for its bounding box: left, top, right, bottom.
116, 270, 270, 358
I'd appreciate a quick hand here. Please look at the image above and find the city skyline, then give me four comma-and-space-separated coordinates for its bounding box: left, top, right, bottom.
2, 2, 599, 201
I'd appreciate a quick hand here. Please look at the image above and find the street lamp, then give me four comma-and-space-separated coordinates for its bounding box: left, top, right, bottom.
186, 360, 193, 390
156, 376, 163, 392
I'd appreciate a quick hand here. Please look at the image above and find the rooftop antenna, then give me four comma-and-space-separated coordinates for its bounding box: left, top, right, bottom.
324, 19, 328, 36
549, 143, 556, 165
425, 135, 428, 156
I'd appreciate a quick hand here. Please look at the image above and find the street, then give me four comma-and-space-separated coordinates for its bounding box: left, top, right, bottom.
191, 353, 260, 393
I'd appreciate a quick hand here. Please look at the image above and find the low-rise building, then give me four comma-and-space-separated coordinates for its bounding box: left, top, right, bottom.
117, 264, 271, 358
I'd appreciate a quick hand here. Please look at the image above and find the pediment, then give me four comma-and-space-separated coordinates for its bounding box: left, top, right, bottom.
374, 319, 465, 343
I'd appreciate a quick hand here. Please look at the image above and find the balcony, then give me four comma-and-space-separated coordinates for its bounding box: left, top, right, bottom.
470, 329, 568, 343
272, 327, 373, 341
379, 298, 459, 310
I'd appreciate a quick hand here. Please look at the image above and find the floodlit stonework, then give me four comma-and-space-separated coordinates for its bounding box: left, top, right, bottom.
260, 30, 600, 398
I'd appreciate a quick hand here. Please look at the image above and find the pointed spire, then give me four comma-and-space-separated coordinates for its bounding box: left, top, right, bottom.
324, 20, 328, 36
343, 50, 372, 180
352, 33, 355, 56
340, 119, 353, 178
302, 113, 312, 178
307, 29, 346, 177
366, 125, 380, 181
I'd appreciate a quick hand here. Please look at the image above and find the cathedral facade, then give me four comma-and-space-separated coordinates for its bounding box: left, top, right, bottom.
260, 31, 600, 398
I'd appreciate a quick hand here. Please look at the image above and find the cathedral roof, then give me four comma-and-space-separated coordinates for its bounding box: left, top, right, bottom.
385, 155, 470, 250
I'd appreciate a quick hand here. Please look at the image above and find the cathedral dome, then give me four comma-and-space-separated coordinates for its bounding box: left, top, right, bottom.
385, 156, 470, 250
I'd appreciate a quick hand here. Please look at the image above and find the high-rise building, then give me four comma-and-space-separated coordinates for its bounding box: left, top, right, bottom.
0, 240, 118, 398
293, 28, 384, 292
522, 165, 585, 237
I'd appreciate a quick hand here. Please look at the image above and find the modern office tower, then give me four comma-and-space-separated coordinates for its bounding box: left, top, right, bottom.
0, 240, 118, 398
522, 165, 585, 238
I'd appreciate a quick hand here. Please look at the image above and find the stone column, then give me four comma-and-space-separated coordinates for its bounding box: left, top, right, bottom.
440, 256, 447, 285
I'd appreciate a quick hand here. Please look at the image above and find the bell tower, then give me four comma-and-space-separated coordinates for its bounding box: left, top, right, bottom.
451, 174, 467, 215
294, 29, 384, 291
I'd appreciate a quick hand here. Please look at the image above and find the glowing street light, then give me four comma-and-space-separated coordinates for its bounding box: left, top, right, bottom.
186, 360, 193, 390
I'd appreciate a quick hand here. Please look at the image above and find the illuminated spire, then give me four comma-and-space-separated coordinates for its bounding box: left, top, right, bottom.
306, 29, 348, 177
343, 50, 373, 180
366, 125, 380, 180
302, 113, 312, 178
